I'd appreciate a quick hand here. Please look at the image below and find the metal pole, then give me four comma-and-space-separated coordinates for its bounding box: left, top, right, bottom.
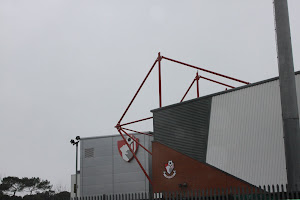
158, 52, 162, 107
274, 0, 300, 186
196, 72, 200, 98
75, 143, 78, 198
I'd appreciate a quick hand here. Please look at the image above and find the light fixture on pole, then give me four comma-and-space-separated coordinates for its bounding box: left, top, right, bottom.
70, 136, 80, 198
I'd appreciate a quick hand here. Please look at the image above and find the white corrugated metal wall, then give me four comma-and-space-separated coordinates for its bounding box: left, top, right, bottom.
80, 134, 152, 196
206, 74, 300, 186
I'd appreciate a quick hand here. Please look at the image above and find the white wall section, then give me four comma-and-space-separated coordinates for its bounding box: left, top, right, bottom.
80, 134, 152, 196
206, 76, 294, 186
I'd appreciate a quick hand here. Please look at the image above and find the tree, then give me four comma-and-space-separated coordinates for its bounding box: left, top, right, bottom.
23, 177, 52, 195
0, 176, 25, 196
54, 191, 70, 200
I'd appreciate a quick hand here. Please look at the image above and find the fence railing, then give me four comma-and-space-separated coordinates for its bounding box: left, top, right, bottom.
71, 184, 300, 200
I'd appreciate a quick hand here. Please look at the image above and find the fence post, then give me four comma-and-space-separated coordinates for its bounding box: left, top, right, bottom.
280, 184, 285, 200
213, 188, 216, 200
241, 187, 245, 200
295, 184, 299, 199
286, 184, 290, 200
275, 184, 279, 200
225, 188, 229, 200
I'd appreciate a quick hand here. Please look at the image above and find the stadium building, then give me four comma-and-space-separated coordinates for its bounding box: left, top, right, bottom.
72, 72, 300, 197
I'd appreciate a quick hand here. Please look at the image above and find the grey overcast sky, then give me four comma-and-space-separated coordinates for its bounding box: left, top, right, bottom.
0, 0, 299, 191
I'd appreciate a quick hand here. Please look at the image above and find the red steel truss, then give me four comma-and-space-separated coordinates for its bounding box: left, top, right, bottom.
114, 52, 249, 185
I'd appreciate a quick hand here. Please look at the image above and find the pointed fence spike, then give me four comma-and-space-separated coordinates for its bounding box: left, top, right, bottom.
175, 191, 179, 200
263, 185, 267, 200
242, 187, 245, 200
291, 184, 295, 199
233, 187, 237, 200
276, 184, 280, 200
238, 187, 241, 200
286, 184, 290, 199
213, 188, 216, 200
295, 184, 299, 199
225, 188, 229, 200
250, 186, 255, 200
267, 185, 270, 200
280, 184, 284, 200
246, 187, 249, 200
188, 190, 191, 200
170, 191, 173, 200
206, 188, 209, 200
270, 185, 273, 199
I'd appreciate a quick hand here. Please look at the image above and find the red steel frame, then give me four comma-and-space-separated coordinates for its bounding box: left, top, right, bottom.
114, 52, 249, 185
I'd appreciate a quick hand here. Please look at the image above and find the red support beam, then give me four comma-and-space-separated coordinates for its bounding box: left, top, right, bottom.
162, 56, 250, 85
117, 129, 153, 185
118, 117, 153, 127
121, 127, 153, 137
196, 72, 200, 98
117, 59, 158, 125
180, 78, 196, 102
158, 52, 162, 107
120, 128, 152, 155
199, 75, 235, 89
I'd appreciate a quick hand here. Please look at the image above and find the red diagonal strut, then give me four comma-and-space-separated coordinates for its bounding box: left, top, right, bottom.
115, 53, 249, 186
121, 127, 153, 137
162, 56, 250, 85
117, 129, 153, 185
119, 117, 153, 127
181, 78, 196, 102
199, 75, 235, 89
117, 59, 158, 124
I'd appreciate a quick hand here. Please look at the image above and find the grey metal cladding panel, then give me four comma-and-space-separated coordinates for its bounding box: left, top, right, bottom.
153, 97, 212, 162
82, 155, 112, 168
82, 174, 113, 185
206, 79, 288, 186
114, 181, 147, 194
114, 171, 145, 183
82, 184, 113, 196
82, 165, 113, 177
81, 136, 113, 196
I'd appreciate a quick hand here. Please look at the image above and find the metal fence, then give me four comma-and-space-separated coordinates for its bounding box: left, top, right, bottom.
71, 184, 300, 200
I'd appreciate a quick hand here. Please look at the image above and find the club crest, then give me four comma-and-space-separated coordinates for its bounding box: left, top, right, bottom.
163, 160, 176, 179
117, 135, 139, 162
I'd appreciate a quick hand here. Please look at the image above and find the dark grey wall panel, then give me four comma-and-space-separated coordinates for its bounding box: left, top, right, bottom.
152, 97, 212, 162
